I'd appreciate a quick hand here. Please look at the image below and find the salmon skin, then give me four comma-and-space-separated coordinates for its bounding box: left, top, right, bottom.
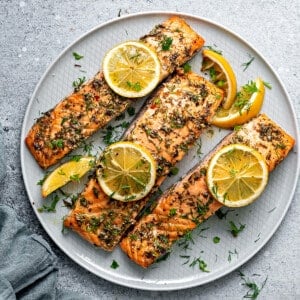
25, 16, 205, 169
63, 70, 224, 251
120, 114, 295, 268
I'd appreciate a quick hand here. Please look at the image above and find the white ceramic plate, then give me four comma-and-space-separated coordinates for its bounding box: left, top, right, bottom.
21, 12, 299, 291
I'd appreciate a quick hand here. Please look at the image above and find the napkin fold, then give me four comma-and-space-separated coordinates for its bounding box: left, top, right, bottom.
0, 124, 95, 299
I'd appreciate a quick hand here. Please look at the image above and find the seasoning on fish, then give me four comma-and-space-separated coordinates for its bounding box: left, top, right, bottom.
25, 16, 205, 169
63, 70, 224, 250
120, 114, 295, 268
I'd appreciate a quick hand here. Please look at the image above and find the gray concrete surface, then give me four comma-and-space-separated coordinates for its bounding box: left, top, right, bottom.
1, 0, 299, 299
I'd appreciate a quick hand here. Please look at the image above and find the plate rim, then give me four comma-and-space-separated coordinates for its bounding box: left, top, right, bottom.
20, 10, 300, 291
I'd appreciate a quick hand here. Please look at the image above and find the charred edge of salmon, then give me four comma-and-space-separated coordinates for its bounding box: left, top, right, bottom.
63, 71, 224, 251
120, 113, 295, 268
25, 16, 205, 169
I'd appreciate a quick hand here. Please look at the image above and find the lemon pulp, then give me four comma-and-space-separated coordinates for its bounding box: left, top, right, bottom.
103, 41, 161, 98
97, 141, 156, 201
206, 144, 268, 207
42, 156, 95, 197
201, 49, 237, 109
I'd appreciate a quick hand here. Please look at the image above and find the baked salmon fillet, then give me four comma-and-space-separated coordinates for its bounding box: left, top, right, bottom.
63, 70, 224, 250
120, 114, 295, 268
25, 16, 205, 169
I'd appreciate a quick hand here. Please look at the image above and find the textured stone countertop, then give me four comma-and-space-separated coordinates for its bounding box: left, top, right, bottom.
1, 1, 299, 299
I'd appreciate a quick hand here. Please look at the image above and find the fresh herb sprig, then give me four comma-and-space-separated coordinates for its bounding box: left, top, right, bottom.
239, 271, 268, 299
229, 221, 246, 237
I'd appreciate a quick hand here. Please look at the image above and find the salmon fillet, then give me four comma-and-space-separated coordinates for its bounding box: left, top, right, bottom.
120, 114, 295, 268
63, 70, 224, 250
25, 16, 205, 169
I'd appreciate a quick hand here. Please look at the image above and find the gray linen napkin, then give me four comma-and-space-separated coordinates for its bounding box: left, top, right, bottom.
0, 124, 95, 299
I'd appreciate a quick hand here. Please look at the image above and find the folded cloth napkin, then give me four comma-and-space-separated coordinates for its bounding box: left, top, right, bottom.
0, 205, 98, 300
0, 125, 95, 299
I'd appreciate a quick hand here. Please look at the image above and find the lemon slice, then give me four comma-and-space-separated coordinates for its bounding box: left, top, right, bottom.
42, 156, 95, 197
211, 78, 265, 129
201, 49, 237, 109
96, 141, 156, 201
102, 41, 161, 98
207, 144, 268, 207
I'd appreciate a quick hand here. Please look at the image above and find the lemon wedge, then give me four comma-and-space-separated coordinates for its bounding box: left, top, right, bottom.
42, 156, 95, 197
102, 41, 161, 98
211, 78, 265, 129
206, 144, 268, 207
96, 141, 156, 201
201, 49, 237, 109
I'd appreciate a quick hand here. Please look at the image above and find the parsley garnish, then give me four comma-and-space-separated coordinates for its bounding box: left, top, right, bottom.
127, 106, 136, 116
169, 208, 177, 217
110, 260, 119, 269
161, 36, 173, 51
70, 155, 83, 162
213, 236, 220, 243
36, 172, 49, 186
72, 76, 86, 92
189, 257, 210, 273
169, 166, 179, 176
70, 174, 80, 182
38, 194, 60, 213
126, 81, 142, 92
48, 139, 64, 149
183, 63, 192, 73
229, 221, 246, 237
178, 230, 194, 250
215, 208, 234, 219
72, 52, 84, 60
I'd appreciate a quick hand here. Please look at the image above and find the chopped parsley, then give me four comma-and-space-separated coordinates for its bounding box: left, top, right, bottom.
127, 106, 136, 116
69, 174, 80, 182
189, 257, 210, 273
49, 139, 64, 149
169, 208, 177, 217
183, 63, 192, 73
155, 252, 171, 263
70, 155, 83, 162
110, 260, 119, 269
72, 76, 86, 92
126, 81, 142, 92
161, 36, 173, 51
169, 166, 179, 176
72, 52, 84, 60
213, 236, 220, 244
229, 221, 246, 237
38, 194, 60, 213
215, 208, 234, 219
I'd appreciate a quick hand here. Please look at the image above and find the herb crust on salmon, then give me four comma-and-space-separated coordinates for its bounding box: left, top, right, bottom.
25, 16, 205, 169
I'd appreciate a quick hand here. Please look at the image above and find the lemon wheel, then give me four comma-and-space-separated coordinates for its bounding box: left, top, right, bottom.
102, 41, 161, 98
206, 144, 268, 207
96, 141, 156, 201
